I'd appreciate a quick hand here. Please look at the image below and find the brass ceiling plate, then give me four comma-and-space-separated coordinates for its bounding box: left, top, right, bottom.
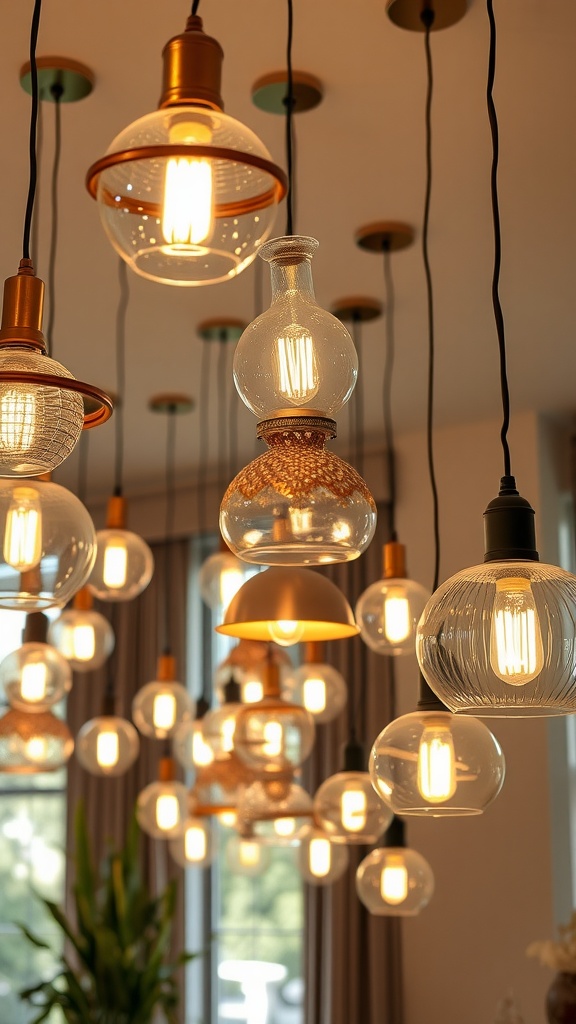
252, 71, 324, 114
149, 393, 195, 414
20, 56, 94, 102
355, 221, 415, 253
386, 0, 468, 31
331, 297, 383, 322
197, 318, 247, 343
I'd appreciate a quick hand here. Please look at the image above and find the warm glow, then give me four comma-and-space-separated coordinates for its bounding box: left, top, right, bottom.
239, 840, 261, 868
70, 624, 96, 661
380, 856, 409, 905
303, 675, 327, 714
220, 566, 244, 612
383, 587, 411, 644
309, 836, 331, 878
24, 736, 48, 762
96, 730, 120, 768
4, 487, 42, 571
490, 576, 544, 685
268, 619, 305, 647
417, 722, 457, 803
184, 823, 207, 862
243, 677, 264, 703
153, 692, 177, 731
156, 793, 180, 831
289, 507, 313, 536
221, 715, 237, 753
20, 662, 48, 703
102, 542, 128, 589
192, 728, 214, 767
341, 788, 367, 832
275, 331, 319, 405
0, 388, 37, 454
262, 719, 283, 757
218, 810, 237, 828
162, 122, 214, 248
274, 816, 296, 837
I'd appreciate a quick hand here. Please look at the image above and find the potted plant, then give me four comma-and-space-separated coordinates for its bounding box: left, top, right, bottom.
18, 802, 193, 1024
527, 912, 576, 1024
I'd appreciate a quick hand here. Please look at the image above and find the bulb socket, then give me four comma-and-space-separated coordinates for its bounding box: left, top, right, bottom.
343, 736, 365, 772
222, 673, 242, 705
102, 691, 116, 716
383, 540, 407, 579
303, 640, 324, 664
23, 612, 48, 644
262, 658, 281, 698
159, 15, 224, 111
159, 755, 176, 782
156, 653, 177, 682
383, 815, 406, 849
0, 261, 47, 352
72, 586, 94, 612
106, 495, 127, 529
483, 477, 539, 562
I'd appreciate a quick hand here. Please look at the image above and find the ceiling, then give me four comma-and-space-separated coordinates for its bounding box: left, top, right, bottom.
0, 0, 575, 506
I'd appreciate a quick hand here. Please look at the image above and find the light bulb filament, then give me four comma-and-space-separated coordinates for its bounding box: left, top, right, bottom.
162, 152, 214, 247
185, 825, 207, 862
156, 793, 180, 831
97, 730, 120, 768
341, 789, 367, 832
383, 589, 411, 644
0, 388, 37, 454
381, 858, 408, 905
20, 662, 48, 703
103, 543, 128, 589
4, 487, 42, 571
276, 332, 319, 405
153, 692, 177, 732
417, 723, 457, 803
490, 576, 544, 685
303, 676, 327, 714
309, 836, 331, 878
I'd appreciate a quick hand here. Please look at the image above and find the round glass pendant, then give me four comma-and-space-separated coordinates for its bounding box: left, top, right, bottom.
299, 827, 350, 886
214, 639, 292, 705
132, 655, 194, 739
369, 710, 505, 816
48, 595, 114, 673
225, 833, 271, 876
172, 717, 215, 769
356, 845, 434, 916
237, 778, 314, 844
356, 577, 430, 656
283, 644, 347, 723
169, 817, 216, 868
202, 700, 244, 760
234, 696, 315, 774
199, 549, 262, 613
0, 707, 73, 772
76, 715, 140, 776
313, 771, 392, 845
136, 777, 188, 839
89, 529, 154, 602
0, 641, 72, 711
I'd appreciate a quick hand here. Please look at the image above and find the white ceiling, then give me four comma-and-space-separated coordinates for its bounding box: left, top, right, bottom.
0, 0, 575, 504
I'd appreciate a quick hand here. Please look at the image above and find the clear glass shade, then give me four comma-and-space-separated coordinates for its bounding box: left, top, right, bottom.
355, 577, 430, 656
233, 696, 315, 773
132, 680, 194, 739
202, 702, 243, 760
93, 106, 282, 286
416, 560, 576, 716
0, 479, 96, 610
88, 528, 154, 602
0, 350, 84, 476
169, 817, 216, 868
198, 550, 262, 613
0, 642, 72, 710
48, 607, 114, 672
76, 715, 140, 776
313, 771, 393, 845
298, 827, 350, 886
356, 846, 435, 916
172, 717, 215, 769
225, 833, 271, 876
136, 779, 188, 839
237, 779, 313, 844
233, 236, 358, 419
369, 710, 506, 816
283, 662, 347, 723
214, 639, 292, 705
0, 707, 73, 772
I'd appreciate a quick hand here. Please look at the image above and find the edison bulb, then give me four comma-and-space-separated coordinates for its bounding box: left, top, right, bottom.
76, 715, 140, 777
162, 121, 214, 249
283, 662, 347, 724
275, 331, 319, 405
356, 846, 434, 916
356, 577, 430, 656
417, 721, 457, 803
225, 834, 270, 877
132, 681, 193, 739
48, 608, 114, 673
198, 550, 258, 612
313, 771, 392, 845
173, 717, 215, 770
89, 529, 154, 602
267, 619, 304, 647
169, 816, 216, 868
4, 487, 42, 571
0, 642, 72, 711
234, 697, 315, 773
299, 827, 349, 886
489, 576, 544, 685
136, 779, 188, 839
202, 702, 243, 760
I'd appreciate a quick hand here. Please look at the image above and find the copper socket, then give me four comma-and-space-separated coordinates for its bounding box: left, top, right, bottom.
303, 641, 324, 664
106, 494, 127, 529
159, 15, 223, 111
383, 541, 407, 580
159, 755, 176, 782
73, 586, 94, 612
157, 653, 177, 682
23, 612, 48, 644
0, 260, 47, 352
262, 659, 281, 698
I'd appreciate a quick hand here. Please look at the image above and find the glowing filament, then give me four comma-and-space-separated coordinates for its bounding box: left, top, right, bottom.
383, 588, 411, 644
96, 730, 120, 768
153, 692, 177, 731
70, 624, 96, 662
192, 728, 214, 767
156, 793, 180, 831
25, 736, 48, 763
243, 678, 264, 704
274, 816, 296, 837
4, 487, 42, 571
381, 856, 408, 905
218, 811, 237, 828
341, 789, 367, 832
162, 122, 214, 248
185, 824, 207, 862
417, 722, 457, 803
20, 662, 47, 703
268, 619, 305, 647
303, 676, 327, 714
309, 836, 331, 878
103, 543, 128, 589
276, 332, 319, 405
490, 577, 544, 685
0, 388, 36, 453
239, 840, 260, 868
221, 715, 236, 753
262, 720, 283, 757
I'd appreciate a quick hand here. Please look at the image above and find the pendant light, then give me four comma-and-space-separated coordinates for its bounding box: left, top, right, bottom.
86, 7, 286, 287
0, 612, 71, 710
313, 737, 392, 845
225, 834, 271, 877
173, 716, 215, 770
169, 816, 217, 868
0, 9, 111, 479
215, 639, 292, 705
237, 776, 314, 844
283, 641, 347, 724
202, 672, 244, 758
298, 826, 350, 887
48, 587, 115, 673
416, 0, 576, 716
0, 707, 73, 773
137, 755, 188, 839
356, 817, 434, 916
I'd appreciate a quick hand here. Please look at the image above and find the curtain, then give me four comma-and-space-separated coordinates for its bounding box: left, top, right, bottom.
304, 506, 404, 1024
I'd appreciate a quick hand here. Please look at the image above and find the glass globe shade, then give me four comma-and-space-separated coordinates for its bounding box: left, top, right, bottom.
48, 607, 114, 672
132, 680, 194, 739
0, 707, 73, 772
220, 421, 377, 565
0, 479, 96, 610
233, 236, 358, 419
76, 715, 140, 776
283, 662, 347, 724
356, 846, 435, 916
237, 778, 313, 844
417, 560, 576, 716
214, 639, 292, 705
136, 778, 188, 839
0, 350, 84, 476
313, 771, 393, 845
233, 696, 315, 773
199, 550, 263, 612
169, 816, 216, 868
298, 827, 349, 886
202, 702, 243, 760
225, 833, 271, 877
88, 528, 154, 602
172, 717, 215, 769
356, 577, 430, 656
369, 710, 506, 816
0, 641, 72, 711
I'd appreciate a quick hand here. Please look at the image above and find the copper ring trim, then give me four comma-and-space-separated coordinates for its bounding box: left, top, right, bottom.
257, 415, 337, 439
0, 371, 113, 428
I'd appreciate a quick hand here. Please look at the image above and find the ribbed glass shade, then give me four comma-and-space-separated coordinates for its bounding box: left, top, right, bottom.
233, 696, 315, 773
225, 833, 271, 876
136, 779, 188, 839
298, 827, 349, 886
220, 426, 376, 565
88, 529, 154, 602
233, 236, 358, 419
48, 608, 114, 672
283, 662, 347, 723
0, 642, 72, 710
356, 846, 435, 916
91, 107, 283, 287
417, 560, 576, 716
132, 681, 194, 739
0, 351, 84, 476
313, 771, 393, 845
169, 817, 216, 868
0, 707, 73, 772
199, 550, 262, 612
172, 717, 215, 769
356, 577, 430, 656
0, 479, 96, 610
237, 779, 313, 844
202, 703, 243, 759
76, 715, 140, 776
369, 710, 506, 816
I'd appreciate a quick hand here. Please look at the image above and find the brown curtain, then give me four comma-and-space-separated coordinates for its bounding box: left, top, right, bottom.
304, 506, 404, 1024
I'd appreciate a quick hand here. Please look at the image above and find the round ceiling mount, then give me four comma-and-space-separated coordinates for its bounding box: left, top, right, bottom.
197, 318, 247, 343
149, 393, 195, 415
20, 56, 94, 102
386, 0, 468, 31
331, 297, 383, 323
252, 71, 323, 115
355, 221, 415, 253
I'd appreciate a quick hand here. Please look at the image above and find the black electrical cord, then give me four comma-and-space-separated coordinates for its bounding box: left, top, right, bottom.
191, 0, 201, 15
486, 0, 512, 480
30, 99, 42, 271
284, 0, 295, 235
196, 338, 212, 535
22, 0, 42, 262
163, 405, 178, 654
113, 259, 129, 497
382, 243, 397, 542
45, 84, 63, 358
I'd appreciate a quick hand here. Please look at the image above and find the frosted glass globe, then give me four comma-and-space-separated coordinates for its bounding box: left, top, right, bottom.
237, 779, 313, 843
169, 817, 216, 868
76, 715, 140, 776
136, 779, 188, 839
88, 529, 154, 602
48, 608, 114, 672
313, 771, 392, 845
0, 642, 72, 711
283, 662, 347, 723
356, 577, 430, 656
0, 707, 73, 772
356, 846, 434, 916
233, 696, 315, 773
299, 827, 349, 886
132, 680, 194, 739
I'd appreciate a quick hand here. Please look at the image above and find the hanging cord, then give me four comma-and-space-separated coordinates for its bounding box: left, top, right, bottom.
191, 0, 201, 14
163, 406, 178, 654
30, 98, 42, 271
486, 0, 512, 480
196, 339, 212, 535
114, 259, 129, 496
45, 84, 63, 357
22, 0, 42, 262
382, 243, 398, 541
284, 0, 296, 235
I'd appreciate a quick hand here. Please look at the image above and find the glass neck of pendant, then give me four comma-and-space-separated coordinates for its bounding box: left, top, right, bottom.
269, 260, 315, 303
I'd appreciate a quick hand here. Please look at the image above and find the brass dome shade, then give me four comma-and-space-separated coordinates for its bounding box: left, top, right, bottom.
216, 566, 359, 643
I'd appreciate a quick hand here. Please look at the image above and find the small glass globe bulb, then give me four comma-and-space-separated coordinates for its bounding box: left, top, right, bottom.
76, 715, 140, 777
0, 634, 72, 712
237, 778, 313, 844
214, 639, 292, 706
172, 715, 215, 770
298, 827, 349, 886
0, 706, 73, 772
48, 588, 114, 672
201, 675, 244, 760
283, 642, 347, 723
88, 496, 154, 602
313, 770, 393, 845
234, 696, 315, 773
169, 816, 216, 868
225, 833, 271, 877
356, 833, 434, 917
355, 542, 430, 656
199, 548, 261, 613
136, 757, 188, 839
132, 653, 194, 739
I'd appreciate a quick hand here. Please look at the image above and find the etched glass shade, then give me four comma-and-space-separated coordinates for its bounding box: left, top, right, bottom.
169, 817, 216, 867
48, 607, 114, 672
298, 827, 350, 886
0, 642, 72, 711
0, 707, 73, 772
313, 771, 393, 845
136, 779, 188, 839
369, 710, 505, 816
76, 715, 140, 776
88, 529, 154, 602
237, 778, 313, 844
356, 577, 430, 656
132, 680, 194, 739
356, 846, 435, 916
233, 696, 315, 773
283, 662, 347, 723
417, 560, 576, 716
225, 833, 271, 876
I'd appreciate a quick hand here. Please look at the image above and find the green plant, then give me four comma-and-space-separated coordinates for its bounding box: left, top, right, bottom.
18, 802, 193, 1024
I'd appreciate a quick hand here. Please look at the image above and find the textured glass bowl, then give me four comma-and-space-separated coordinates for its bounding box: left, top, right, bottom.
313, 771, 393, 845
356, 846, 435, 916
0, 707, 73, 772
